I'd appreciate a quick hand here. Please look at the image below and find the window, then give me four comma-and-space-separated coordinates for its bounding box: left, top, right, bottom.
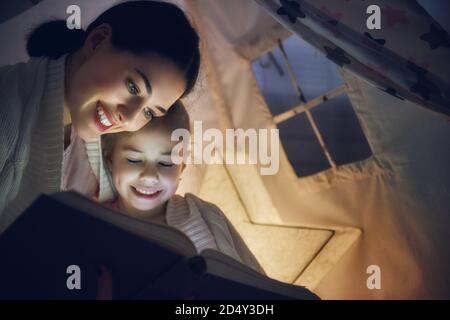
252, 35, 372, 177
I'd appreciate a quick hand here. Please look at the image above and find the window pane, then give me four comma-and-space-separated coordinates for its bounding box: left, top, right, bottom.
277, 114, 331, 177
252, 35, 372, 177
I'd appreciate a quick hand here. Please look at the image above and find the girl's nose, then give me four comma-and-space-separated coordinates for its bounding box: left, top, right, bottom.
139, 165, 159, 185
139, 175, 159, 186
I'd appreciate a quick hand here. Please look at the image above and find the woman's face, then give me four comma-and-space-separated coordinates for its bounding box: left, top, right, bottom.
65, 24, 187, 141
109, 125, 183, 215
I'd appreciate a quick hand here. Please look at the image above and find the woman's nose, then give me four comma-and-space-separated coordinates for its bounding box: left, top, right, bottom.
117, 103, 141, 125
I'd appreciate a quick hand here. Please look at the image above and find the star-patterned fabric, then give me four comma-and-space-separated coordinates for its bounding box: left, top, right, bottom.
255, 0, 450, 119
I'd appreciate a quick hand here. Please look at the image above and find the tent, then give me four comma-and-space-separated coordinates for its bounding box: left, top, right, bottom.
0, 0, 449, 299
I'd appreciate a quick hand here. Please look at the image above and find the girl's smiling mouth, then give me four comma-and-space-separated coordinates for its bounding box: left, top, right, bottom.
131, 185, 163, 199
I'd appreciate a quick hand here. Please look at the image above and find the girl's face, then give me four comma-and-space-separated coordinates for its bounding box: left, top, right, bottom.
109, 125, 183, 215
65, 24, 187, 142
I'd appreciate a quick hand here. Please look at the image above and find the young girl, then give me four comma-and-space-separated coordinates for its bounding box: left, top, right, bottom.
101, 101, 264, 274
0, 1, 200, 231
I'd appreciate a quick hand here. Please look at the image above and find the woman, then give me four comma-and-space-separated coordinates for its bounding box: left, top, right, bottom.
0, 1, 200, 231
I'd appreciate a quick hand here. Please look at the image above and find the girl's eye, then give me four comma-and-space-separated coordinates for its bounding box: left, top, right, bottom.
143, 107, 154, 120
126, 158, 142, 164
126, 79, 139, 95
159, 162, 174, 168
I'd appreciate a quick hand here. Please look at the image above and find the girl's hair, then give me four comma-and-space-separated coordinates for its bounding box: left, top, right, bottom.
102, 100, 190, 163
26, 1, 200, 97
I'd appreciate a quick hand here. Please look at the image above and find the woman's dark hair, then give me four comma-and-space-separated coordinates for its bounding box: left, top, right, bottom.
26, 1, 200, 97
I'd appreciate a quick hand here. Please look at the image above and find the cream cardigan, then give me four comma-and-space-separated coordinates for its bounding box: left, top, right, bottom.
0, 55, 65, 233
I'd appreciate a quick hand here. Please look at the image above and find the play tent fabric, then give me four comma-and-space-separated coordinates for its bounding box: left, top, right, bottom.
255, 0, 450, 119
182, 0, 450, 299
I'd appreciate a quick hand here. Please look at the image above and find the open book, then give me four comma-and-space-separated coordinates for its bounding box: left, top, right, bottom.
0, 192, 319, 300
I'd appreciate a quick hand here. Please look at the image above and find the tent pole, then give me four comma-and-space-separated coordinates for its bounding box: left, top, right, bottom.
273, 84, 347, 124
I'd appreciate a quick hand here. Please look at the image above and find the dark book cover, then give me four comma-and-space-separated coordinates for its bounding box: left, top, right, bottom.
0, 192, 319, 300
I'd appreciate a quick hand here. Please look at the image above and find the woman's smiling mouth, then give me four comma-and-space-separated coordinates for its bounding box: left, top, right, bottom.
94, 101, 117, 132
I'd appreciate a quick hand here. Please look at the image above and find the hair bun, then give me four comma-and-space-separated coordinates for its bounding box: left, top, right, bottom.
26, 20, 86, 59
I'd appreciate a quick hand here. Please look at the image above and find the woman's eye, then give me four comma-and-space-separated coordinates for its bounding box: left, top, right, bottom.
126, 158, 142, 164
126, 79, 139, 95
159, 162, 174, 168
143, 107, 154, 120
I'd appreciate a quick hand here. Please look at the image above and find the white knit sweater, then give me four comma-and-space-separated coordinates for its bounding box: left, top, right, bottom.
170, 193, 265, 274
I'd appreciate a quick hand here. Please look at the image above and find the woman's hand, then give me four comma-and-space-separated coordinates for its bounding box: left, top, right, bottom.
96, 264, 113, 300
